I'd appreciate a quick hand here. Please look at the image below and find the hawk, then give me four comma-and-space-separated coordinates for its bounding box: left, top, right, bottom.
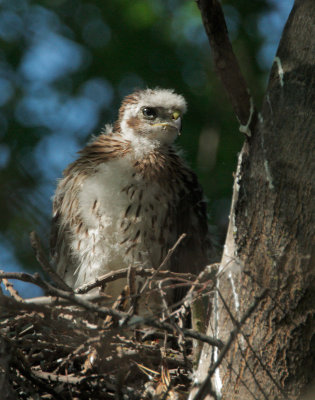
51, 88, 212, 309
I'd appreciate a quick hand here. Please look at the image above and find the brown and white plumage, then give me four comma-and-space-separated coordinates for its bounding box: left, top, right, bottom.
51, 88, 212, 306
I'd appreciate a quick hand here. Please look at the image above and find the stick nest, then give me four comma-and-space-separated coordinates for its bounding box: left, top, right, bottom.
0, 233, 218, 400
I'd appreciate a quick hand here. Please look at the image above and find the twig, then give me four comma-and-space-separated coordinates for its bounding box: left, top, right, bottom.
217, 289, 272, 399
1, 334, 65, 400
30, 231, 72, 292
31, 369, 92, 384
218, 287, 287, 397
0, 271, 51, 292
41, 281, 128, 321
24, 292, 109, 305
0, 270, 223, 349
192, 289, 268, 400
158, 279, 186, 351
127, 265, 138, 315
76, 266, 195, 294
0, 271, 125, 320
234, 336, 269, 400
138, 233, 187, 299
143, 318, 223, 349
45, 283, 224, 349
0, 270, 24, 302
0, 291, 54, 316
239, 322, 287, 397
196, 0, 257, 134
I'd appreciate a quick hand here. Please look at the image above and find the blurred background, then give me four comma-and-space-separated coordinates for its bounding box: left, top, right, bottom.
0, 0, 293, 297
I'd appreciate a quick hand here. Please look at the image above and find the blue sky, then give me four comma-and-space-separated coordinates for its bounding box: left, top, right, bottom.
0, 0, 294, 298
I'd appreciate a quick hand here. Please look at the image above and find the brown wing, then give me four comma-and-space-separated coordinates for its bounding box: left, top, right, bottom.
173, 170, 212, 272
50, 133, 131, 282
50, 171, 83, 281
170, 168, 216, 301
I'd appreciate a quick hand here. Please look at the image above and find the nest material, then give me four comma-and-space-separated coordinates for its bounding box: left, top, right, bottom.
0, 233, 218, 399
0, 297, 191, 399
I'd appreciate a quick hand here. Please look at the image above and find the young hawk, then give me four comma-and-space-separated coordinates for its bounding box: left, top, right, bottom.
51, 88, 212, 307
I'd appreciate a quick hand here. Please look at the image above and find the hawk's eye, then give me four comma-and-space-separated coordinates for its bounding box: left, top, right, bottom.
142, 107, 157, 119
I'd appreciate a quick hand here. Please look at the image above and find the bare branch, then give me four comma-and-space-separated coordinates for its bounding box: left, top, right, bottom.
0, 271, 49, 292
143, 318, 223, 350
0, 270, 24, 302
24, 292, 108, 305
2, 334, 65, 400
218, 284, 287, 397
196, 0, 257, 134
30, 231, 72, 292
138, 233, 187, 298
76, 265, 195, 294
192, 289, 268, 400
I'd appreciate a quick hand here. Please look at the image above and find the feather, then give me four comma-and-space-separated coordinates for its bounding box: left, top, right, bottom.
51, 88, 214, 310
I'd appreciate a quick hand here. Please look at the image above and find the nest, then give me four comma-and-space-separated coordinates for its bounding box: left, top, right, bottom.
0, 233, 219, 399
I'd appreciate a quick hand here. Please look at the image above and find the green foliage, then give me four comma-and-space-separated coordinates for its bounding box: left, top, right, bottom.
0, 0, 286, 274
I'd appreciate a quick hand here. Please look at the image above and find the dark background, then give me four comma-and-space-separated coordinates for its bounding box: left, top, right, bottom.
0, 0, 293, 297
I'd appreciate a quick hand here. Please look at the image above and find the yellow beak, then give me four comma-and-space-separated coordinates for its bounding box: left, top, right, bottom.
152, 122, 171, 127
172, 111, 180, 120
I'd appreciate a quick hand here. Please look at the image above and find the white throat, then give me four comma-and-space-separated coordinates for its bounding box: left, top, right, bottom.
120, 119, 163, 158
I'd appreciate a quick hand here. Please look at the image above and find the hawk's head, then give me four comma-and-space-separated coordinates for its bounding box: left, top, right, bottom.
116, 88, 187, 146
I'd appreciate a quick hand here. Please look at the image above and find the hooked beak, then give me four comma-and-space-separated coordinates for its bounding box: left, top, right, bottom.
152, 118, 182, 135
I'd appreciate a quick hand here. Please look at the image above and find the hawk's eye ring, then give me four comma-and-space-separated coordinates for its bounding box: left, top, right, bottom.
142, 107, 157, 119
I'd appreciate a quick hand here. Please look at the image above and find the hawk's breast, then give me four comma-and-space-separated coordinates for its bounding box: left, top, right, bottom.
74, 152, 181, 293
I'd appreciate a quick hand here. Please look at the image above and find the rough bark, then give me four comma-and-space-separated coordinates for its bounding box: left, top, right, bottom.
191, 0, 315, 399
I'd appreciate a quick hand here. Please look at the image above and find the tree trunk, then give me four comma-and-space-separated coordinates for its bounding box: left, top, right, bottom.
190, 0, 315, 399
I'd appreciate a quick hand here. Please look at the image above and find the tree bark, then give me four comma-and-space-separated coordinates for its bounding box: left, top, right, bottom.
190, 0, 315, 399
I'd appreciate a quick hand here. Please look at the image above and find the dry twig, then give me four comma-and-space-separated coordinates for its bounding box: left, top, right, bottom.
30, 231, 72, 292
0, 231, 224, 398
191, 289, 268, 400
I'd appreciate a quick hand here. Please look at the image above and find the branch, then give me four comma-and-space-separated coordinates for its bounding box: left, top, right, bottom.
142, 318, 223, 350
192, 289, 268, 400
0, 271, 49, 292
0, 269, 223, 349
24, 292, 108, 305
76, 266, 195, 294
2, 334, 65, 400
30, 231, 72, 292
196, 0, 257, 134
0, 270, 24, 302
138, 233, 187, 298
217, 287, 287, 397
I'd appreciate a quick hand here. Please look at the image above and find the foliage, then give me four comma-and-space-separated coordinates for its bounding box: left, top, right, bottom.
0, 0, 290, 278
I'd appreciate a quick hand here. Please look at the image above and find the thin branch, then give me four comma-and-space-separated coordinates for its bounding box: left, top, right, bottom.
24, 292, 109, 305
0, 270, 24, 302
217, 289, 270, 399
0, 271, 49, 292
30, 231, 72, 292
1, 334, 65, 400
0, 270, 223, 348
225, 359, 262, 400
143, 318, 223, 349
0, 271, 125, 320
127, 265, 139, 315
234, 336, 269, 400
192, 289, 268, 400
218, 285, 287, 397
76, 265, 195, 294
138, 233, 187, 298
30, 369, 93, 385
196, 0, 257, 133
42, 282, 224, 348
